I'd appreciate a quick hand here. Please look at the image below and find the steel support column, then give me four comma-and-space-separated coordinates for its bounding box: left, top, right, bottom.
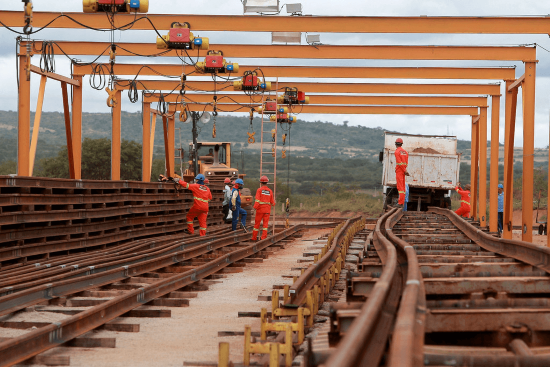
162, 115, 171, 177
142, 102, 151, 182
17, 56, 31, 177
479, 107, 488, 227
150, 113, 157, 177
29, 75, 47, 176
489, 95, 501, 232
61, 82, 75, 180
72, 76, 83, 180
471, 116, 479, 219
111, 91, 122, 181
522, 62, 537, 242
168, 115, 175, 178
503, 81, 518, 239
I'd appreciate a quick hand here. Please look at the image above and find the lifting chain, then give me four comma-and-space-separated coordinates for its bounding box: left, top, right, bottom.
281, 133, 287, 159
247, 109, 255, 143
285, 198, 290, 229
23, 0, 33, 35
179, 103, 188, 122
212, 115, 217, 138
180, 74, 186, 96
271, 129, 276, 142
271, 146, 275, 157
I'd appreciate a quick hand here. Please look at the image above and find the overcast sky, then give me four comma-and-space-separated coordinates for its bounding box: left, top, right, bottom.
2, 1, 550, 147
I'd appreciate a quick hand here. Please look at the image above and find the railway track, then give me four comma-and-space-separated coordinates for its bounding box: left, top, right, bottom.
311, 208, 550, 366
0, 224, 312, 366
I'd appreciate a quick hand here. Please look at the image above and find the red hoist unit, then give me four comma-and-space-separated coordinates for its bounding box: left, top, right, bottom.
196, 51, 239, 74
83, 0, 148, 13
233, 71, 271, 92
256, 99, 278, 114
156, 22, 209, 50
277, 87, 310, 105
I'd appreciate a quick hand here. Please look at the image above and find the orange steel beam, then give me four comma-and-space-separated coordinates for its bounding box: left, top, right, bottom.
164, 104, 478, 115
117, 80, 502, 95
29, 65, 81, 87
142, 103, 151, 182
61, 82, 76, 179
9, 12, 550, 34
143, 94, 488, 107
72, 76, 83, 180
472, 118, 480, 219
72, 64, 516, 80
478, 107, 488, 227
507, 74, 526, 91
112, 90, 122, 180
522, 62, 536, 243
18, 56, 30, 177
489, 95, 500, 233
502, 81, 518, 239
29, 75, 47, 176
21, 41, 537, 61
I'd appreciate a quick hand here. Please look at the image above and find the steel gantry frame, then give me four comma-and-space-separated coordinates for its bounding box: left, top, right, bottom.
8, 14, 540, 241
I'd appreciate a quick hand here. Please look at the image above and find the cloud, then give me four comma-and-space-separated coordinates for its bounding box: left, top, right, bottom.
1, 1, 550, 147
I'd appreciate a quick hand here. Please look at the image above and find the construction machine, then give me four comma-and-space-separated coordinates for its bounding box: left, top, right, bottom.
183, 142, 254, 212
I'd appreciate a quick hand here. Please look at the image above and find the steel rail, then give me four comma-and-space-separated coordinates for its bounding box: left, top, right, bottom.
324, 208, 402, 367
0, 228, 234, 289
430, 207, 550, 273
424, 354, 550, 366
0, 225, 303, 367
0, 226, 232, 282
287, 216, 361, 306
0, 230, 250, 316
385, 209, 427, 367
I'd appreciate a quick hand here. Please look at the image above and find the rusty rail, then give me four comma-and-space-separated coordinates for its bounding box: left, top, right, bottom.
324, 209, 402, 367
0, 225, 304, 367
385, 209, 426, 367
287, 216, 361, 306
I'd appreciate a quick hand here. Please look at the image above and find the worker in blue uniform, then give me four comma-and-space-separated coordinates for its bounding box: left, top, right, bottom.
230, 178, 248, 231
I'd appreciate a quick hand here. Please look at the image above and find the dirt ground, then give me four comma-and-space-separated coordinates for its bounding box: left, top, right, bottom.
17, 228, 328, 367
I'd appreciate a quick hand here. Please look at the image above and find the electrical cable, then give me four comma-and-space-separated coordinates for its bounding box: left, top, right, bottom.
39, 40, 55, 73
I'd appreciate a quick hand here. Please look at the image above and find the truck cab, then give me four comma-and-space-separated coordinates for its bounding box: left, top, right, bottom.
380, 132, 460, 211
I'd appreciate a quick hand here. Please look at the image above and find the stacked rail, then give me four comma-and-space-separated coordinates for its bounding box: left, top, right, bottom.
317, 208, 550, 366
0, 176, 224, 267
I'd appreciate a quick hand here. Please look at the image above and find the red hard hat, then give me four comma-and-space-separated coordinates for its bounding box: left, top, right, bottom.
260, 176, 269, 183
224, 178, 231, 184
395, 138, 403, 144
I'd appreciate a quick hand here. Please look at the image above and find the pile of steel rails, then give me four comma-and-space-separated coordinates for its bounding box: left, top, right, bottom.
308, 208, 550, 367
0, 176, 225, 267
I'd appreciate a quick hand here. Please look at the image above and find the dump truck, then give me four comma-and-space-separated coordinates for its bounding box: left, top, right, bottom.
380, 132, 460, 211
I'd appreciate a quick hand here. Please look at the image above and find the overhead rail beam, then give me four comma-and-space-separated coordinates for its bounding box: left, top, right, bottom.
115, 80, 502, 95
6, 12, 550, 34
142, 94, 488, 107
21, 42, 537, 61
157, 103, 479, 115
72, 64, 517, 80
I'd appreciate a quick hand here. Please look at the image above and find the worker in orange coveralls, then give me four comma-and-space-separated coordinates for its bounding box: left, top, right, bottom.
174, 174, 212, 236
252, 176, 276, 241
394, 138, 410, 207
455, 182, 471, 218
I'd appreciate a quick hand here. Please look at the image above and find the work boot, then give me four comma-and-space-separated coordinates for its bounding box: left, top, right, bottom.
185, 229, 194, 235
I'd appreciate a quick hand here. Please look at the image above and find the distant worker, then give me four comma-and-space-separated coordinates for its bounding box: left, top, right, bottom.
222, 178, 232, 223
394, 138, 410, 208
455, 182, 471, 218
404, 182, 410, 212
174, 174, 212, 236
498, 184, 504, 233
207, 148, 214, 157
231, 178, 248, 232
252, 176, 276, 241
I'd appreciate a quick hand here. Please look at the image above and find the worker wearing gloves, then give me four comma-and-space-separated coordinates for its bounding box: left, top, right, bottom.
498, 184, 504, 233
174, 174, 212, 236
252, 176, 276, 241
231, 178, 248, 231
394, 138, 410, 207
455, 182, 471, 218
222, 178, 232, 223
